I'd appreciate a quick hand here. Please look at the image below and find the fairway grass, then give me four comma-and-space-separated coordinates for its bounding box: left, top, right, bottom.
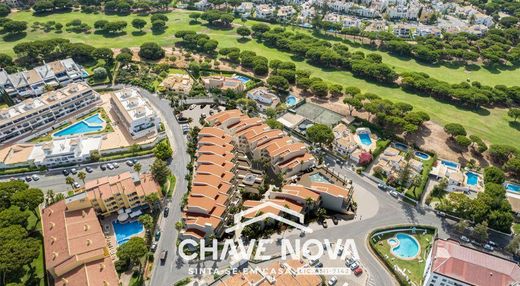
3, 10, 520, 145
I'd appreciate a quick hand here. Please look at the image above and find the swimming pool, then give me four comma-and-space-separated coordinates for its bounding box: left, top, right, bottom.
112, 220, 144, 245
393, 142, 408, 152
414, 151, 430, 161
441, 160, 459, 169
358, 133, 372, 145
506, 183, 520, 193
53, 114, 104, 137
309, 173, 332, 183
286, 95, 297, 106
389, 233, 420, 259
233, 75, 250, 83
466, 172, 479, 186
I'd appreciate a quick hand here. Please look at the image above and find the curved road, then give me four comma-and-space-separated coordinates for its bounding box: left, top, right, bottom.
138, 88, 512, 286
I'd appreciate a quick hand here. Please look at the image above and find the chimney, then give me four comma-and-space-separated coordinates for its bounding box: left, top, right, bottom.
49, 222, 55, 230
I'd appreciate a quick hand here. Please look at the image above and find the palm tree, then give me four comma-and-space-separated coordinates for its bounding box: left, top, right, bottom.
77, 171, 86, 184
316, 207, 327, 221
46, 189, 55, 205
133, 162, 142, 174
65, 176, 75, 189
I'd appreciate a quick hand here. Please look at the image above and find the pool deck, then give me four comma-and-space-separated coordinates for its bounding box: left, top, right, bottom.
100, 215, 146, 260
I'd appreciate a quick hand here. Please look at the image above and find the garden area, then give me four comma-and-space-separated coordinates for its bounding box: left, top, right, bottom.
1, 10, 519, 146
369, 225, 436, 286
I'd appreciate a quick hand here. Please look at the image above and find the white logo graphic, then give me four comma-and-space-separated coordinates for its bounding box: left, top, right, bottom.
225, 201, 313, 236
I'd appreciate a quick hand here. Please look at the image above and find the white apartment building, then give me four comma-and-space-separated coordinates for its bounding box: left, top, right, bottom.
0, 58, 84, 100
393, 24, 413, 38
194, 0, 213, 10
387, 5, 421, 20
110, 88, 160, 140
328, 0, 353, 13
235, 2, 254, 14
255, 4, 275, 19
246, 87, 280, 111
277, 5, 296, 21
0, 82, 100, 145
29, 135, 104, 167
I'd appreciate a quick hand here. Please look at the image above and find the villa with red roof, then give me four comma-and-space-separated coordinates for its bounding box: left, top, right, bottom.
424, 239, 520, 286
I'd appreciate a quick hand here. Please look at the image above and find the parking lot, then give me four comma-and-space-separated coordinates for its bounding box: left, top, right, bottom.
178, 104, 225, 129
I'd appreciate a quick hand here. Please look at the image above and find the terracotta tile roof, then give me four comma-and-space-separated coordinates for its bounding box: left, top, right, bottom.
84, 172, 160, 200
260, 136, 293, 154
196, 164, 234, 183
249, 129, 284, 145
431, 239, 520, 286
197, 154, 233, 168
236, 124, 270, 139
197, 145, 235, 159
242, 198, 303, 218
270, 142, 306, 158
277, 153, 315, 169
280, 184, 320, 201
41, 201, 119, 285
207, 109, 244, 126
309, 182, 350, 198
199, 127, 227, 138
230, 117, 263, 134
198, 136, 233, 147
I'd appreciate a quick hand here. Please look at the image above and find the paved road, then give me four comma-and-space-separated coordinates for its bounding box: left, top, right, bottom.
139, 89, 193, 286
2, 157, 155, 194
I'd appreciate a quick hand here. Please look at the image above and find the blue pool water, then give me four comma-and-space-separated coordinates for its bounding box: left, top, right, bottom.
233, 75, 250, 83
390, 233, 420, 259
84, 114, 104, 124
112, 220, 144, 245
310, 173, 332, 183
393, 142, 409, 151
466, 172, 479, 186
358, 133, 372, 145
286, 95, 297, 106
441, 160, 459, 169
506, 183, 520, 193
53, 114, 104, 137
414, 151, 430, 161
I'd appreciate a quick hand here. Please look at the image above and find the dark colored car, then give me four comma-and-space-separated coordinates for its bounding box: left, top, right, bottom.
163, 207, 169, 217
62, 169, 69, 176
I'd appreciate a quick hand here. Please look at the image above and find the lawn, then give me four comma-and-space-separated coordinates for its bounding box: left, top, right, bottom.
23, 210, 45, 286
370, 227, 435, 286
513, 223, 520, 234
3, 10, 520, 146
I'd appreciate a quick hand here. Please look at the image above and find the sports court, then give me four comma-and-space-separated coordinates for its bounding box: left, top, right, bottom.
293, 102, 343, 126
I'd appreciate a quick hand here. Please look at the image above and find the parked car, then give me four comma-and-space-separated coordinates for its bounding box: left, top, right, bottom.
85, 167, 93, 173
73, 182, 81, 189
132, 159, 138, 165
126, 160, 134, 166
377, 183, 387, 190
163, 207, 169, 217
63, 169, 70, 176
155, 230, 161, 241
353, 267, 363, 276
100, 164, 107, 171
332, 216, 339, 225
113, 162, 119, 168
151, 242, 158, 252
435, 211, 446, 217
487, 241, 497, 247
25, 176, 32, 182
460, 236, 470, 243
107, 163, 114, 170
328, 276, 337, 285
322, 220, 328, 228
309, 259, 319, 266
70, 168, 77, 175
315, 262, 323, 268
32, 175, 40, 181
189, 104, 196, 110
389, 190, 399, 198
160, 250, 168, 262
345, 258, 355, 267
349, 262, 360, 271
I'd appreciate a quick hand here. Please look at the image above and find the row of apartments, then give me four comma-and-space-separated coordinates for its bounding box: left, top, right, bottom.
180, 110, 354, 241
0, 58, 84, 100
110, 88, 161, 140
0, 82, 101, 145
